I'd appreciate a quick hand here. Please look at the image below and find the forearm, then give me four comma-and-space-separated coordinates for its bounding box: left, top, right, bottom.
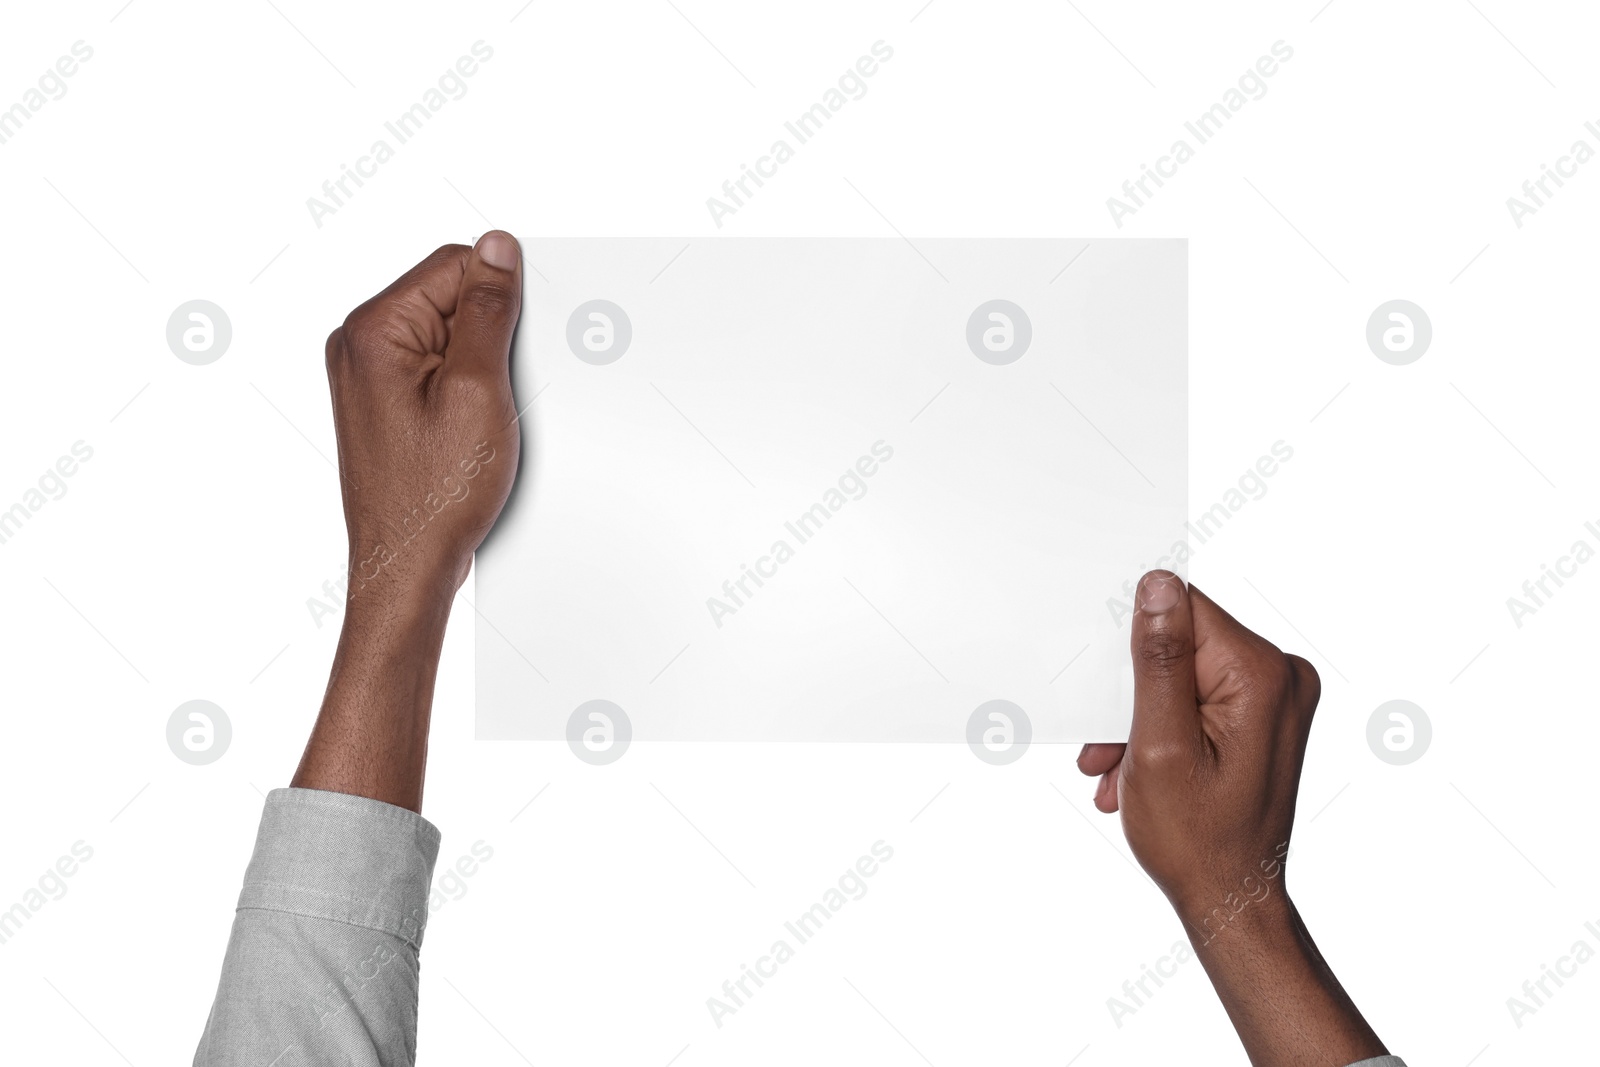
1182, 894, 1388, 1067
291, 584, 454, 814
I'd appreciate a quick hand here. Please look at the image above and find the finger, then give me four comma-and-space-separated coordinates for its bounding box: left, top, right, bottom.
378, 242, 471, 319
1187, 584, 1280, 704
1094, 764, 1122, 813
446, 230, 522, 377
335, 244, 471, 361
1127, 570, 1202, 755
358, 243, 471, 337
1077, 742, 1125, 777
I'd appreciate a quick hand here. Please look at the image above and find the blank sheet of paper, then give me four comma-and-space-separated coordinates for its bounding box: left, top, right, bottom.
475, 238, 1187, 743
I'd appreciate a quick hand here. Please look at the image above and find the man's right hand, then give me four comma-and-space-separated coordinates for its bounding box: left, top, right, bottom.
292, 232, 525, 815
326, 231, 524, 612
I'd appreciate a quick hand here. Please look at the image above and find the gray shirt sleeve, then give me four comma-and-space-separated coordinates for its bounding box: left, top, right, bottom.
1347, 1057, 1406, 1066
192, 787, 441, 1067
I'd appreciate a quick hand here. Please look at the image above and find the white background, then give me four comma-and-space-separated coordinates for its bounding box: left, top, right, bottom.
0, 1, 1595, 1064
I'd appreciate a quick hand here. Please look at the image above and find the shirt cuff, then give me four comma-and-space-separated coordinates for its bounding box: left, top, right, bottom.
235, 787, 442, 951
1346, 1057, 1406, 1067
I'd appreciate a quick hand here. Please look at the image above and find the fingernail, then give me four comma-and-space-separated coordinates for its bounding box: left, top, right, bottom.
476, 231, 518, 271
1137, 572, 1182, 613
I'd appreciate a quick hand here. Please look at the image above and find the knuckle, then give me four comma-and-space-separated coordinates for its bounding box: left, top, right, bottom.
1285, 654, 1322, 710
324, 325, 347, 369
1129, 738, 1192, 777
464, 281, 519, 321
1240, 651, 1294, 710
1137, 628, 1189, 674
340, 307, 392, 356
441, 368, 496, 407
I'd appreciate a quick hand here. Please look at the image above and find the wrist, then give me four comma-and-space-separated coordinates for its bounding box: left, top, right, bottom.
343, 552, 464, 627
1163, 838, 1297, 951
1181, 891, 1297, 960
335, 576, 455, 675
1171, 876, 1296, 958
1180, 893, 1391, 1065
296, 554, 456, 815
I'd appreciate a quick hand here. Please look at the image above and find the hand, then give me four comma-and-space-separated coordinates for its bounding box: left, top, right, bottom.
292, 232, 525, 813
326, 232, 524, 611
1078, 569, 1318, 914
1078, 570, 1388, 1066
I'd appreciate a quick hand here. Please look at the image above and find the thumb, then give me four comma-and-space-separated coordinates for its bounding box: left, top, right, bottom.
447, 230, 523, 377
1127, 570, 1203, 757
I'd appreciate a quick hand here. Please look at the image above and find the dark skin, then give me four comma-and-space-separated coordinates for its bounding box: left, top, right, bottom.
1079, 571, 1390, 1066
291, 231, 523, 813
287, 235, 1388, 1063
